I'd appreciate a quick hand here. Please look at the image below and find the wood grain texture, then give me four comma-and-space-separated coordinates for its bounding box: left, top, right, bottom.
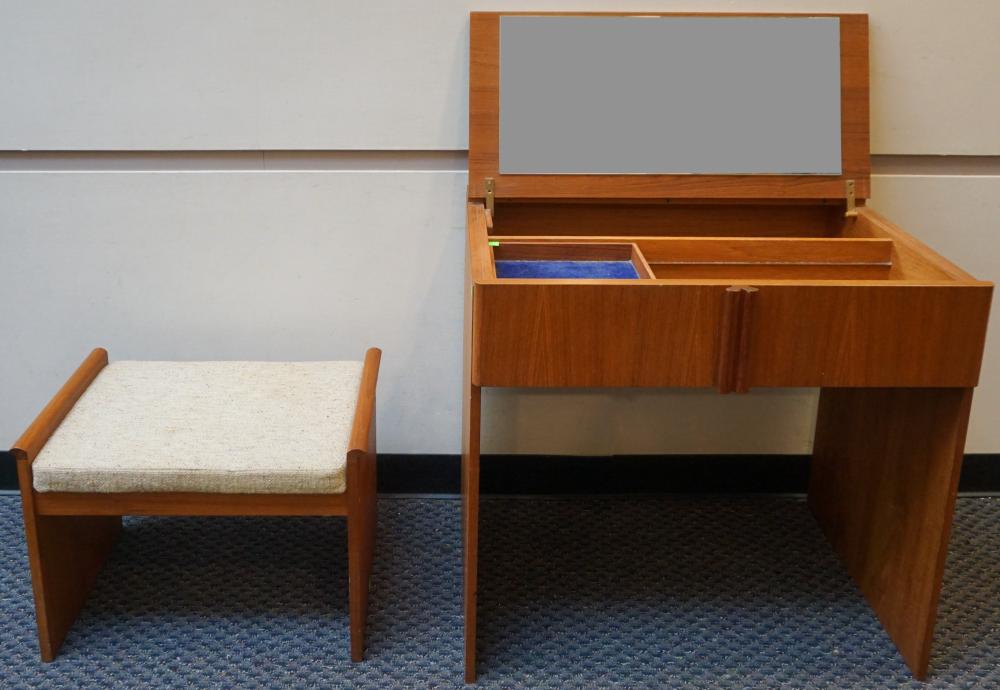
12, 347, 108, 463
494, 236, 893, 266
745, 283, 993, 387
463, 207, 483, 681
631, 244, 654, 279
493, 242, 635, 261
469, 12, 870, 202
809, 387, 974, 679
347, 344, 380, 661
462, 385, 481, 683
849, 207, 976, 281
717, 287, 758, 394
492, 201, 845, 238
349, 347, 382, 455
16, 458, 120, 661
12, 348, 117, 661
475, 283, 727, 388
650, 263, 892, 280
347, 397, 378, 662
468, 202, 495, 279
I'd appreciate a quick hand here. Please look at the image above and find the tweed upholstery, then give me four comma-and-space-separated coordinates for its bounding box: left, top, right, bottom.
32, 360, 363, 494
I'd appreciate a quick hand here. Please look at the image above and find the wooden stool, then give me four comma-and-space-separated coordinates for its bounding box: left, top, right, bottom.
12, 347, 381, 662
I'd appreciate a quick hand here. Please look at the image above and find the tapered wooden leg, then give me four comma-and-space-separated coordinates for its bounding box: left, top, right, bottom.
809, 387, 972, 679
347, 443, 378, 662
463, 384, 482, 683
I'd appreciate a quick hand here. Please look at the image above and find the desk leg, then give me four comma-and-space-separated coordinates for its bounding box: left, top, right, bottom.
809, 387, 972, 679
462, 384, 482, 683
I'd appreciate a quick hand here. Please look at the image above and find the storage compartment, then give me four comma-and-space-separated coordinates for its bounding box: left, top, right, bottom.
467, 202, 992, 388
483, 208, 964, 282
492, 242, 653, 279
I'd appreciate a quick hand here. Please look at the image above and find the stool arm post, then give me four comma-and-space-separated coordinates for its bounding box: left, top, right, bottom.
11, 347, 119, 662
11, 348, 109, 465
348, 347, 381, 456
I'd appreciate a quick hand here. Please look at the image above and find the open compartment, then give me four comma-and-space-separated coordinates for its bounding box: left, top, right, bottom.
492, 242, 652, 279
482, 200, 969, 283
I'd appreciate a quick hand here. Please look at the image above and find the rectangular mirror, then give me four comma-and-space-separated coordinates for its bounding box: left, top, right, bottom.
499, 16, 842, 175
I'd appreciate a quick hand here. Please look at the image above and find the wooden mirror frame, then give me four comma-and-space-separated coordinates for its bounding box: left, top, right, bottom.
468, 12, 870, 202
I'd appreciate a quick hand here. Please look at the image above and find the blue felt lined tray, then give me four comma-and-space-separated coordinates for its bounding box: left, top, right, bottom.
495, 260, 640, 279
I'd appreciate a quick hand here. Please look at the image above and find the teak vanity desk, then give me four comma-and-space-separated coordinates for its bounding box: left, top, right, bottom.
462, 12, 992, 682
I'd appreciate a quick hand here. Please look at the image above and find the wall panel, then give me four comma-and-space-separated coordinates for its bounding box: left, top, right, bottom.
0, 171, 467, 453
0, 0, 997, 154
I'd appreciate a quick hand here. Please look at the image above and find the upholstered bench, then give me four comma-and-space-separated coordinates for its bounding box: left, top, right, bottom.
13, 347, 381, 662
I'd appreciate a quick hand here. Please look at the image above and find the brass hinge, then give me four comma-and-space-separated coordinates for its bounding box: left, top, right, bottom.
845, 179, 858, 218
484, 177, 495, 215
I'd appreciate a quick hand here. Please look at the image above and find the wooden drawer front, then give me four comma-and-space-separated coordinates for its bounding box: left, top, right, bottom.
745, 285, 993, 388
474, 284, 727, 387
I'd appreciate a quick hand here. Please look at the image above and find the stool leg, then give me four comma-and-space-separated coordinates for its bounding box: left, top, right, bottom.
347, 446, 377, 662
31, 515, 122, 661
17, 456, 121, 661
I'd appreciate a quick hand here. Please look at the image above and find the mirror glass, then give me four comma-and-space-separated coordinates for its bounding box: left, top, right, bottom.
499, 16, 842, 175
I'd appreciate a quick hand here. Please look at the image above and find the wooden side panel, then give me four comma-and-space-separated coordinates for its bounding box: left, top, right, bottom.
746, 284, 993, 387
16, 458, 120, 661
346, 345, 381, 659
463, 203, 484, 681
462, 203, 482, 683
810, 387, 973, 679
848, 207, 976, 281
493, 201, 843, 237
347, 446, 377, 661
467, 202, 495, 280
461, 384, 481, 683
24, 514, 121, 661
469, 12, 870, 201
475, 283, 727, 387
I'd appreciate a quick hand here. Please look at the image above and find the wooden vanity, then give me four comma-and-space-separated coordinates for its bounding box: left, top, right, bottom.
462, 11, 992, 682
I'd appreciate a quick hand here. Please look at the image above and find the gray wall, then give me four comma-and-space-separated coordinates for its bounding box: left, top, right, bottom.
1, 1, 998, 455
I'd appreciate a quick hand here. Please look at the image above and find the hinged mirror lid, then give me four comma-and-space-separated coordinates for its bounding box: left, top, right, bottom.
468, 12, 870, 203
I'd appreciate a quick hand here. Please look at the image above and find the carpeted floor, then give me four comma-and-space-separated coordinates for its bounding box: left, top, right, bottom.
1, 495, 997, 689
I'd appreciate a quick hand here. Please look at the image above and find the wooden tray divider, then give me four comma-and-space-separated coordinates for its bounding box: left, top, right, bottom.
490, 236, 893, 268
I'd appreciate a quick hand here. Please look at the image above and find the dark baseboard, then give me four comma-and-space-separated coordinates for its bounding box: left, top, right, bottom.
5, 450, 996, 495
377, 453, 814, 494
0, 451, 15, 491
378, 453, 999, 494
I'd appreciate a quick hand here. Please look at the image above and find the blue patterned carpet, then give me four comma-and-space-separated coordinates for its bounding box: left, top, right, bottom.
1, 495, 998, 689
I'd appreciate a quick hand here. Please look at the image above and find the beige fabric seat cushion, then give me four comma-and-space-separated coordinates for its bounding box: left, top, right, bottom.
32, 360, 363, 494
